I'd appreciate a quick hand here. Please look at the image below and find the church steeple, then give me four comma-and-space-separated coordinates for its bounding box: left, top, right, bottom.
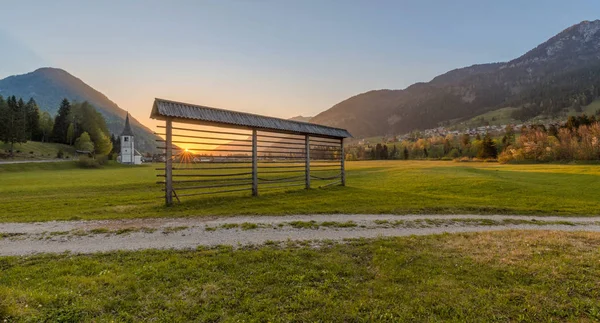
118, 112, 138, 164
121, 113, 134, 136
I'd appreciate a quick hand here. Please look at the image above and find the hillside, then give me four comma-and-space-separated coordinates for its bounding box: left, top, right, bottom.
0, 68, 158, 152
215, 116, 315, 152
288, 116, 313, 122
0, 141, 76, 160
312, 20, 600, 138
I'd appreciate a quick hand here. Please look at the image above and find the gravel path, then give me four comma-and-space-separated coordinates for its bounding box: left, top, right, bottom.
2, 214, 600, 256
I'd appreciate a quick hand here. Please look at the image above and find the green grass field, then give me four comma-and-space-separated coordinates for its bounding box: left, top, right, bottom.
460, 107, 519, 128
1, 231, 599, 321
569, 99, 600, 117
0, 160, 599, 222
453, 99, 600, 130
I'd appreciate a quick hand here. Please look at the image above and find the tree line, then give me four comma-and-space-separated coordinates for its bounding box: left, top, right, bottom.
0, 96, 112, 157
499, 115, 600, 163
346, 113, 600, 163
346, 132, 500, 161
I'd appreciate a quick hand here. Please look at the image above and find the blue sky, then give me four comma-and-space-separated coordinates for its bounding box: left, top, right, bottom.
1, 1, 599, 128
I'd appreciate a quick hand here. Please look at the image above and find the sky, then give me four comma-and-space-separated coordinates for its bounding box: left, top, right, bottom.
1, 0, 599, 130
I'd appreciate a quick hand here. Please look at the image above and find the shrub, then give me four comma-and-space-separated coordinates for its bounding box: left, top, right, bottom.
56, 149, 64, 159
447, 148, 461, 158
96, 155, 109, 165
77, 156, 101, 168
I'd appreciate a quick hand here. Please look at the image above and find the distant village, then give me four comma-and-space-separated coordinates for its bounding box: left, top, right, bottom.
358, 122, 539, 145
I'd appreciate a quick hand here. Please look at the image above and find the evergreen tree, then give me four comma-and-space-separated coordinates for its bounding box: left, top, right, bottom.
52, 98, 71, 143
501, 125, 516, 147
478, 133, 498, 159
25, 98, 41, 141
381, 145, 389, 160
0, 96, 6, 143
391, 145, 398, 159
403, 147, 409, 160
110, 134, 121, 155
374, 143, 383, 159
0, 96, 28, 156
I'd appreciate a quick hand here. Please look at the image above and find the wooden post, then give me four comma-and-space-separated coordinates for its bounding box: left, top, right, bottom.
165, 118, 173, 205
305, 135, 310, 189
340, 138, 346, 186
252, 129, 258, 196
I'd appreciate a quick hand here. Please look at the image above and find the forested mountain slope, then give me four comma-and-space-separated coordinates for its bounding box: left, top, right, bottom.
312, 20, 600, 138
0, 68, 158, 152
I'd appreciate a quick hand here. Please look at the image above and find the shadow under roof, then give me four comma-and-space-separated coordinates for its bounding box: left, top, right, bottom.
150, 98, 352, 139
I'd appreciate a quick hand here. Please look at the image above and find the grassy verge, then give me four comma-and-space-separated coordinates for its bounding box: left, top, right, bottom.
1, 231, 599, 321
0, 141, 76, 160
1, 160, 600, 223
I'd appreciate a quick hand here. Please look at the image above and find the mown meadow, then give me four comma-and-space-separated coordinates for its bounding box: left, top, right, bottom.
1, 160, 599, 222
1, 231, 599, 321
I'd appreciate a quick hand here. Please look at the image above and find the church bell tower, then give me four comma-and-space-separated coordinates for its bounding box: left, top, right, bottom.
120, 113, 135, 164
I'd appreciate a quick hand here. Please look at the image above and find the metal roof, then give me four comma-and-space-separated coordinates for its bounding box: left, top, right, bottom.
150, 98, 352, 138
121, 113, 134, 136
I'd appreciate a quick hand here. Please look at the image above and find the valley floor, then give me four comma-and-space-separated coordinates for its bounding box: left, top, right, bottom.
1, 160, 600, 223
2, 161, 600, 320
2, 214, 600, 256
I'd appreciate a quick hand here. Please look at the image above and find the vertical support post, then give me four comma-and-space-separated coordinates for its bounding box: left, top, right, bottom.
340, 138, 346, 186
165, 118, 173, 205
305, 135, 310, 189
252, 129, 258, 196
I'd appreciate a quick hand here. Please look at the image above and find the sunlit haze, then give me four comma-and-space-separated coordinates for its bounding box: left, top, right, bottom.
1, 0, 599, 130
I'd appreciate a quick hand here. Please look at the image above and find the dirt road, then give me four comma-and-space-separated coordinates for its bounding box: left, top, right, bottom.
2, 214, 599, 256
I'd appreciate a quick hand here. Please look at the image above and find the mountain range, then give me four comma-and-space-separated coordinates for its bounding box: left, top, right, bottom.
311, 20, 600, 138
1, 20, 599, 145
0, 68, 158, 152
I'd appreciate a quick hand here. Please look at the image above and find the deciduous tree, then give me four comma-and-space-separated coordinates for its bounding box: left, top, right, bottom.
75, 132, 94, 152
38, 111, 54, 143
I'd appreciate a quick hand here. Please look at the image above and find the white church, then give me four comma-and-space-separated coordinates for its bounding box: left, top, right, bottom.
117, 113, 143, 165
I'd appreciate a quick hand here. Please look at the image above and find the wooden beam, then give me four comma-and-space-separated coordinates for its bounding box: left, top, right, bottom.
305, 135, 310, 189
252, 129, 258, 196
165, 118, 173, 205
340, 138, 346, 186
